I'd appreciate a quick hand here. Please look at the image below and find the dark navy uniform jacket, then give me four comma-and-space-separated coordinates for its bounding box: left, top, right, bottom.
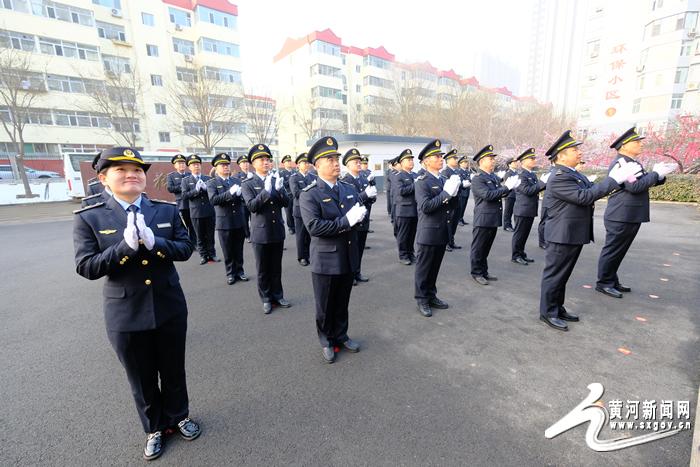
181, 174, 214, 218
471, 170, 511, 228
514, 169, 546, 218
278, 168, 294, 193
167, 171, 188, 210
86, 178, 105, 196
206, 175, 245, 230
299, 179, 361, 275
503, 169, 517, 199
604, 154, 664, 224
289, 171, 317, 217
440, 166, 461, 207
415, 171, 452, 245
341, 172, 375, 231
544, 164, 619, 245
73, 195, 193, 332
458, 168, 472, 198
392, 170, 417, 217
240, 173, 288, 244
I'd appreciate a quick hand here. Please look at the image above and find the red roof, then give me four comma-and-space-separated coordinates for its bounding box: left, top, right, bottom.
245, 94, 276, 103
274, 28, 396, 63
364, 46, 395, 62
459, 76, 480, 87
162, 0, 238, 15
438, 69, 461, 81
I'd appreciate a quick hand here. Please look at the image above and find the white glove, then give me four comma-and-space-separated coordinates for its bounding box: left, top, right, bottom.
135, 213, 155, 250
587, 174, 598, 182
264, 175, 272, 193
274, 175, 284, 191
609, 159, 642, 184
540, 172, 551, 184
652, 162, 677, 179
496, 170, 506, 179
461, 179, 471, 188
367, 172, 375, 182
443, 174, 461, 197
345, 202, 367, 227
246, 171, 254, 179
504, 175, 521, 190
229, 184, 241, 196
123, 211, 139, 251
196, 179, 206, 191
364, 185, 377, 198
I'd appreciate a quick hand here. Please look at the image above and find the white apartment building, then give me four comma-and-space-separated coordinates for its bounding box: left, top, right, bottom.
0, 0, 258, 162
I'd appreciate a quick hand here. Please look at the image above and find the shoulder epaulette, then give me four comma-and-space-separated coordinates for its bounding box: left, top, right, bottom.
73, 202, 104, 214
417, 174, 427, 180
241, 177, 255, 184
87, 178, 99, 185
82, 193, 102, 200
338, 179, 352, 186
555, 169, 564, 175
302, 180, 317, 192
151, 199, 176, 205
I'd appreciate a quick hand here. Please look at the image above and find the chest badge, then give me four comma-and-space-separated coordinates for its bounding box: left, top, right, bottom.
99, 229, 117, 235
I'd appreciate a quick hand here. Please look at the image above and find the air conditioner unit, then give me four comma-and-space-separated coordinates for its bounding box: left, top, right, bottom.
175, 24, 183, 31
688, 82, 699, 90
111, 8, 122, 17
588, 75, 597, 81
636, 64, 645, 72
184, 54, 193, 62
687, 29, 697, 38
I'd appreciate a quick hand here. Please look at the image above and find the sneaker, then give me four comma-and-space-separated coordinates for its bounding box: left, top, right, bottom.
177, 418, 201, 441
143, 432, 163, 461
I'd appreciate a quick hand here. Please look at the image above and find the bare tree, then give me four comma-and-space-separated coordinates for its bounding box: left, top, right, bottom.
291, 95, 337, 141
167, 64, 244, 154
243, 93, 278, 146
78, 62, 144, 147
0, 43, 43, 198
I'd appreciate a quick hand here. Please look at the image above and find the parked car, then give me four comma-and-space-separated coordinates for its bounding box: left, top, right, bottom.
0, 165, 61, 179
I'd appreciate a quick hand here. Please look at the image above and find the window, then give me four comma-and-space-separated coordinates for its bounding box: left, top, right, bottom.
142, 12, 154, 26
587, 40, 600, 58
176, 67, 197, 82
686, 12, 698, 30
356, 104, 361, 112
146, 44, 158, 57
92, 0, 121, 8
150, 74, 162, 86
199, 37, 239, 57
96, 21, 125, 41
675, 68, 688, 84
183, 121, 204, 135
197, 5, 236, 29
102, 54, 131, 73
113, 118, 140, 133
355, 65, 361, 73
17, 1, 95, 26
38, 36, 99, 61
311, 40, 340, 57
159, 132, 170, 142
363, 55, 391, 69
356, 85, 361, 92
632, 98, 641, 113
52, 109, 110, 127
363, 75, 393, 89
168, 7, 191, 27
0, 29, 36, 51
681, 43, 692, 56
46, 74, 102, 93
310, 64, 341, 78
312, 108, 344, 120
651, 23, 661, 36
203, 66, 241, 83
155, 103, 166, 115
172, 37, 194, 55
671, 93, 683, 109
311, 86, 342, 100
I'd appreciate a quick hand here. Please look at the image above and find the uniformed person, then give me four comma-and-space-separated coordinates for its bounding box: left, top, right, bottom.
469, 145, 520, 285
73, 147, 200, 461
457, 156, 472, 225
81, 153, 113, 207
385, 157, 399, 222
278, 155, 296, 235
360, 156, 371, 178
85, 152, 106, 196
206, 153, 248, 285
341, 148, 377, 284
595, 127, 676, 298
166, 154, 196, 244
539, 130, 642, 331
235, 155, 253, 240
299, 136, 365, 363
392, 149, 418, 265
501, 158, 519, 232
511, 148, 547, 265
289, 152, 317, 266
440, 149, 463, 251
360, 155, 376, 234
241, 144, 290, 314
181, 155, 217, 264
414, 139, 461, 317
537, 162, 556, 249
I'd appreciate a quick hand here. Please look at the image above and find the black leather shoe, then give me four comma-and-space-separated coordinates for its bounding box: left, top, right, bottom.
237, 273, 249, 281
616, 284, 631, 293
143, 432, 163, 461
596, 286, 623, 299
263, 302, 272, 314
400, 258, 412, 265
512, 257, 529, 265
485, 275, 498, 281
275, 298, 291, 308
429, 297, 449, 309
459, 220, 466, 226
199, 257, 208, 265
355, 274, 369, 282
353, 279, 358, 286
524, 257, 535, 263
227, 276, 236, 285
445, 244, 453, 252
540, 315, 568, 331
321, 346, 335, 363
417, 303, 432, 317
504, 227, 515, 232
539, 244, 547, 249
342, 339, 360, 353
177, 418, 201, 441
210, 256, 221, 262
364, 245, 371, 249
368, 229, 374, 233
299, 259, 309, 266
558, 311, 579, 322
472, 275, 489, 285
449, 243, 462, 249
288, 228, 295, 234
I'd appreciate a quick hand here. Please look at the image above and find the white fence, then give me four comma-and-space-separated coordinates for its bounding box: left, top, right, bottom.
0, 179, 70, 205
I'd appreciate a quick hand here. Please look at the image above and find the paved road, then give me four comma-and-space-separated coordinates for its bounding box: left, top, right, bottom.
1, 196, 698, 466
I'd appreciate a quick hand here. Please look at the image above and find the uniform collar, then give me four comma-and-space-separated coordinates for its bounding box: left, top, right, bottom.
113, 194, 142, 211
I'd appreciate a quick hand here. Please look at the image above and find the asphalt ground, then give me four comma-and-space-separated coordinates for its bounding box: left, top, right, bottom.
0, 195, 698, 466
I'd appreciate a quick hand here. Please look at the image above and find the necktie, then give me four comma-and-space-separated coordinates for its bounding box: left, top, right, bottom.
127, 204, 139, 234
332, 184, 339, 196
